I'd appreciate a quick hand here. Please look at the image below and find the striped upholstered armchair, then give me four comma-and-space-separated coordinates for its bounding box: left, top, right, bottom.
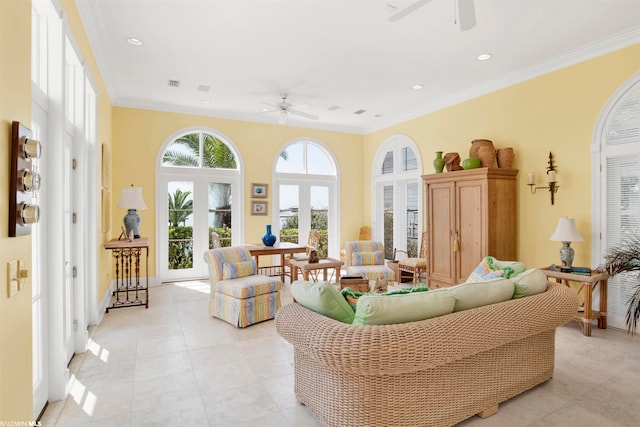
344, 240, 394, 282
204, 246, 281, 327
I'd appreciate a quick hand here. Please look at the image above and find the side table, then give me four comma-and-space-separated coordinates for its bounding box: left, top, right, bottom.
104, 237, 150, 312
289, 258, 343, 283
541, 267, 608, 336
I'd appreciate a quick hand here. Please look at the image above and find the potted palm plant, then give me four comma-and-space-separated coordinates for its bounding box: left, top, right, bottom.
597, 234, 640, 334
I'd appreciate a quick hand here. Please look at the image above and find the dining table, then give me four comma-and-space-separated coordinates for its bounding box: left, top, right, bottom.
244, 242, 307, 282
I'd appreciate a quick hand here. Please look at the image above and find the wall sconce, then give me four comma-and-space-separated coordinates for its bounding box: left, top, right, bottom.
527, 152, 559, 205
9, 122, 42, 237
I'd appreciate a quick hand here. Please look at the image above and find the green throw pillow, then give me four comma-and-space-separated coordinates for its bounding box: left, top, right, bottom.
512, 269, 548, 298
352, 288, 455, 326
290, 280, 355, 323
449, 278, 515, 312
341, 285, 430, 310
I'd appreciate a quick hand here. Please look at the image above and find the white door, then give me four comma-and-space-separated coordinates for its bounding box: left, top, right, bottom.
63, 131, 75, 363
31, 104, 48, 419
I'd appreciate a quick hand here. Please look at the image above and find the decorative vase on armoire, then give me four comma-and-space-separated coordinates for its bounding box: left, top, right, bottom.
433, 151, 445, 173
262, 224, 277, 246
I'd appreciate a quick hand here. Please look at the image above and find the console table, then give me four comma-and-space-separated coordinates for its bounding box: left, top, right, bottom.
104, 237, 149, 312
541, 268, 608, 336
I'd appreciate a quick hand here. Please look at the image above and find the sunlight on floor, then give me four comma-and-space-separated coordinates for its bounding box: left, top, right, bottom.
171, 280, 210, 294
68, 374, 97, 416
87, 338, 110, 363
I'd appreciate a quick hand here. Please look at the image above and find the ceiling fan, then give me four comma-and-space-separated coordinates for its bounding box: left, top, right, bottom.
388, 0, 476, 31
262, 94, 319, 125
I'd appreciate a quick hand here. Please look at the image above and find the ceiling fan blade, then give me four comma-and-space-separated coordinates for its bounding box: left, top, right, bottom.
458, 0, 476, 31
388, 0, 434, 22
288, 108, 318, 121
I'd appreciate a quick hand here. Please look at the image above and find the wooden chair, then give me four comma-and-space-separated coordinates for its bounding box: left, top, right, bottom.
286, 230, 321, 280
210, 231, 221, 249
397, 232, 428, 285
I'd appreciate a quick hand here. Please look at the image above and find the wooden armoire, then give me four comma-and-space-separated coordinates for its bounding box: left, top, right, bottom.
423, 167, 518, 288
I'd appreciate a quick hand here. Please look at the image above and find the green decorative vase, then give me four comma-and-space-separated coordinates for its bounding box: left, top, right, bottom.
433, 151, 445, 173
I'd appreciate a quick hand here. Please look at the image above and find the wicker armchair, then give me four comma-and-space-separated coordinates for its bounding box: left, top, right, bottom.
276, 282, 578, 427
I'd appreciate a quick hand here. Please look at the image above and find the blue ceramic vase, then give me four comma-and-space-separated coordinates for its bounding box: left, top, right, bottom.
262, 224, 277, 246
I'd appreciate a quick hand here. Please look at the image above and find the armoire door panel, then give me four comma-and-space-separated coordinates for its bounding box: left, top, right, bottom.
428, 182, 454, 283
457, 181, 486, 282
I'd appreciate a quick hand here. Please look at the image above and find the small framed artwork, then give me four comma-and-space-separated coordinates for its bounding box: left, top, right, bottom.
251, 183, 268, 199
251, 201, 268, 216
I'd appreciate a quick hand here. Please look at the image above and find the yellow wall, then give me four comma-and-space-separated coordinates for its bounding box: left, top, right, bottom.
112, 108, 364, 277
0, 1, 33, 421
364, 43, 640, 269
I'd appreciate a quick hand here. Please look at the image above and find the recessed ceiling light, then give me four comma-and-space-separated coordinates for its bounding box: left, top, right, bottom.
125, 37, 144, 46
477, 53, 492, 61
412, 84, 424, 90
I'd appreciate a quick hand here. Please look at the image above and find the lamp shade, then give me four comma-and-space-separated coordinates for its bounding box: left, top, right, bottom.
549, 217, 584, 242
117, 186, 147, 211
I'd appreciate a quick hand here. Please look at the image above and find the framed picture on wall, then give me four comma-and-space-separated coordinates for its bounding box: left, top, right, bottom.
251, 183, 268, 199
101, 143, 111, 190
102, 189, 110, 232
251, 201, 268, 216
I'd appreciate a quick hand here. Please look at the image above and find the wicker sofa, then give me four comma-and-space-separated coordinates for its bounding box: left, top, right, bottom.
275, 282, 578, 427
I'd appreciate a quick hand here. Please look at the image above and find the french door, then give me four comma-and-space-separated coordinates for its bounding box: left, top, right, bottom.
276, 180, 337, 259
594, 74, 640, 330
158, 173, 238, 281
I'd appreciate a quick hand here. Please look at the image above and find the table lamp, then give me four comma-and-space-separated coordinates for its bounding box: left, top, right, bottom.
549, 217, 584, 272
117, 185, 147, 238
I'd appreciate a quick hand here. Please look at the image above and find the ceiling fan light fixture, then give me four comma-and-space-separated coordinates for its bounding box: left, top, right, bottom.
477, 53, 492, 61
278, 110, 287, 125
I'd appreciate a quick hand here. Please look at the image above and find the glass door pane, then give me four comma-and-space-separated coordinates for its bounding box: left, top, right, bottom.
383, 185, 394, 259
405, 182, 419, 257
209, 182, 231, 248
168, 181, 194, 270
279, 184, 299, 244
311, 186, 329, 257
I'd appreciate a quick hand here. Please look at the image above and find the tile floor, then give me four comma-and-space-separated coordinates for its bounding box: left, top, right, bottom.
41, 280, 640, 427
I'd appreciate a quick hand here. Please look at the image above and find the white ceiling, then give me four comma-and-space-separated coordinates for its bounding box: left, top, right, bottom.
76, 0, 640, 134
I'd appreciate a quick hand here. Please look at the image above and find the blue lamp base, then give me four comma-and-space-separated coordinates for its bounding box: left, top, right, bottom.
123, 209, 141, 239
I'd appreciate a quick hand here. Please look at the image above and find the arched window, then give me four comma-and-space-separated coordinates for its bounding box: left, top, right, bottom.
273, 139, 339, 258
157, 129, 243, 281
372, 135, 422, 259
592, 72, 640, 330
